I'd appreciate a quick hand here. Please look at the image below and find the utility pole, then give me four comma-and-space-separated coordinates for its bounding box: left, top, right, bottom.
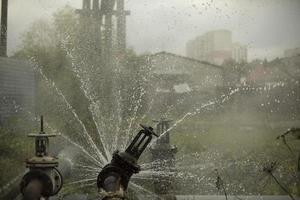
0, 0, 8, 57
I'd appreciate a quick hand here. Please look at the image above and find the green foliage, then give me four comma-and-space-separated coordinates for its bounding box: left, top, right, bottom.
0, 117, 34, 187
171, 110, 300, 195
14, 6, 101, 146
121, 50, 151, 119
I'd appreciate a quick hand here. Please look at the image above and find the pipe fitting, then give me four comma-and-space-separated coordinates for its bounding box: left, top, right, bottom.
97, 125, 157, 199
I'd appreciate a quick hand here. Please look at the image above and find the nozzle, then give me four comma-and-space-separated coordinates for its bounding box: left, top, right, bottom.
125, 125, 157, 160
97, 125, 157, 197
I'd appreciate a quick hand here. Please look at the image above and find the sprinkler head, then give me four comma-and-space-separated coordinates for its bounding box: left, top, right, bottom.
97, 125, 157, 195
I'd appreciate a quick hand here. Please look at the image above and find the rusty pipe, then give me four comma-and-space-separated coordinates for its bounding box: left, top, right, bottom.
22, 180, 43, 200
97, 125, 157, 200
17, 148, 74, 200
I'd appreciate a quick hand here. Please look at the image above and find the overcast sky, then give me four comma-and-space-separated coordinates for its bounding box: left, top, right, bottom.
4, 0, 300, 61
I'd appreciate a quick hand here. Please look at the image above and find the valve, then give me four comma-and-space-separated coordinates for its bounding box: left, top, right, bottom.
20, 116, 62, 200
152, 118, 173, 145
150, 118, 177, 199
97, 124, 157, 199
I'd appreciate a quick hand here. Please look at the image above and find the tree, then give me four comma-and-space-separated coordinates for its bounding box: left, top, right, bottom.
14, 6, 105, 152
14, 5, 153, 156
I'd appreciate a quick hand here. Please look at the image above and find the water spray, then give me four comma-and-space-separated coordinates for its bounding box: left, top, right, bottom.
150, 118, 177, 200
20, 116, 63, 200
97, 124, 157, 200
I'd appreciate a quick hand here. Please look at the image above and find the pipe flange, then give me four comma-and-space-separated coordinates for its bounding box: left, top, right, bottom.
20, 168, 63, 197
20, 170, 53, 197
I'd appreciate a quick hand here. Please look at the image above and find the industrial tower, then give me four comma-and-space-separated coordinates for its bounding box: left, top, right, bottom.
77, 0, 130, 64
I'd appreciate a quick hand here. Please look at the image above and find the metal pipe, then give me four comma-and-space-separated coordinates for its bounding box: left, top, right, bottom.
3, 125, 74, 200
22, 180, 43, 200
56, 146, 76, 179
1, 147, 75, 200
15, 148, 74, 200
98, 125, 157, 200
0, 0, 8, 57
20, 117, 63, 200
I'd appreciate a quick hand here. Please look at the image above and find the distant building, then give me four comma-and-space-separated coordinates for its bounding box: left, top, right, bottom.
146, 51, 224, 115
246, 55, 300, 85
0, 57, 36, 123
232, 43, 247, 63
284, 47, 300, 58
186, 30, 247, 65
148, 51, 223, 94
